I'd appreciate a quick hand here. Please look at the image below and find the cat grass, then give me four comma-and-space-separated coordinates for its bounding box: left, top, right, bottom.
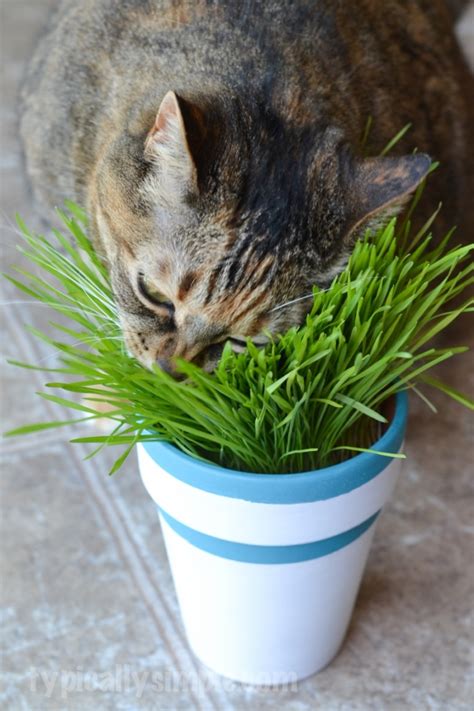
5, 200, 474, 474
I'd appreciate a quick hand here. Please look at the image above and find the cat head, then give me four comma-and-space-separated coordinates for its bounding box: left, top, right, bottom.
91, 91, 431, 373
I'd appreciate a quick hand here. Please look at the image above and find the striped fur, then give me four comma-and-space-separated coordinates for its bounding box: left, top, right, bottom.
21, 0, 473, 371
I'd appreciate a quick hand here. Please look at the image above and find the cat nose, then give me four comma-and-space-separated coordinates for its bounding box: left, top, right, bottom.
156, 357, 175, 375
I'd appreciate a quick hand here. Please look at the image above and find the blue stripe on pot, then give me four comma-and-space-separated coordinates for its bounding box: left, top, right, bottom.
158, 507, 381, 564
143, 390, 408, 504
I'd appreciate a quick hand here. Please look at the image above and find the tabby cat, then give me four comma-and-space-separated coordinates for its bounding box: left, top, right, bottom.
21, 0, 473, 372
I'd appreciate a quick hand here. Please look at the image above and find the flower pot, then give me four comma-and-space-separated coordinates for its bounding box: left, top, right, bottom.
137, 390, 408, 685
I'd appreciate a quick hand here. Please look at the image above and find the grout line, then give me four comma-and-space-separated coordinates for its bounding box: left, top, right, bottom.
5, 304, 219, 711
68, 446, 213, 711
0, 427, 80, 455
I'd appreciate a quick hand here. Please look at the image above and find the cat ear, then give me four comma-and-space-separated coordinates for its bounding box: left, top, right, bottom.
347, 153, 432, 236
144, 91, 205, 202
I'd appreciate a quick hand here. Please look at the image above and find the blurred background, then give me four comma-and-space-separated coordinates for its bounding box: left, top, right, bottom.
1, 2, 473, 709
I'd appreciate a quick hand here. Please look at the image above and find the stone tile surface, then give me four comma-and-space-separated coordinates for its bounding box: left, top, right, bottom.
1, 2, 473, 710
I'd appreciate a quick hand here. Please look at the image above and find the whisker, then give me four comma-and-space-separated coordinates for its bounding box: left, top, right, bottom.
269, 274, 388, 314
31, 333, 126, 365
1, 296, 120, 323
269, 293, 314, 313
0, 211, 34, 241
0, 299, 112, 317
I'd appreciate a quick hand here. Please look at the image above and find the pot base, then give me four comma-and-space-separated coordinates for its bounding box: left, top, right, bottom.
159, 511, 378, 685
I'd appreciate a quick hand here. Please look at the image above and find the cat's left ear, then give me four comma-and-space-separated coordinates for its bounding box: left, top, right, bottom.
144, 91, 206, 202
346, 152, 432, 237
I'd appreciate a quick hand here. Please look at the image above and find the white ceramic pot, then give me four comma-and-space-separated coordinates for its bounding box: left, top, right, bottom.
137, 390, 408, 685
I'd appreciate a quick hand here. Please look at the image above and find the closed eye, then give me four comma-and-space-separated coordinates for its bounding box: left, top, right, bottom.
228, 337, 248, 353
228, 335, 269, 353
137, 272, 175, 312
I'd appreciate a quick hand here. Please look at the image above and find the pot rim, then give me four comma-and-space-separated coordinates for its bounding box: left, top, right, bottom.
141, 389, 408, 503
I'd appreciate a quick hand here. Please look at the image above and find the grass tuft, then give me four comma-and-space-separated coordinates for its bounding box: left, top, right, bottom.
4, 200, 474, 474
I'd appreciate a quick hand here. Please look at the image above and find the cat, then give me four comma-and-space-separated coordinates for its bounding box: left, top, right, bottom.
20, 0, 474, 373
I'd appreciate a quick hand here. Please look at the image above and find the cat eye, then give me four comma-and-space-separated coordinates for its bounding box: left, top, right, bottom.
228, 337, 248, 353
228, 335, 269, 353
137, 273, 174, 312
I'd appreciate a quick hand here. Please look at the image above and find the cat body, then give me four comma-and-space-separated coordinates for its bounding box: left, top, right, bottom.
21, 0, 473, 369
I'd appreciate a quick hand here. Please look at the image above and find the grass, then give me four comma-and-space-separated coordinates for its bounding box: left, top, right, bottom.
4, 196, 474, 475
